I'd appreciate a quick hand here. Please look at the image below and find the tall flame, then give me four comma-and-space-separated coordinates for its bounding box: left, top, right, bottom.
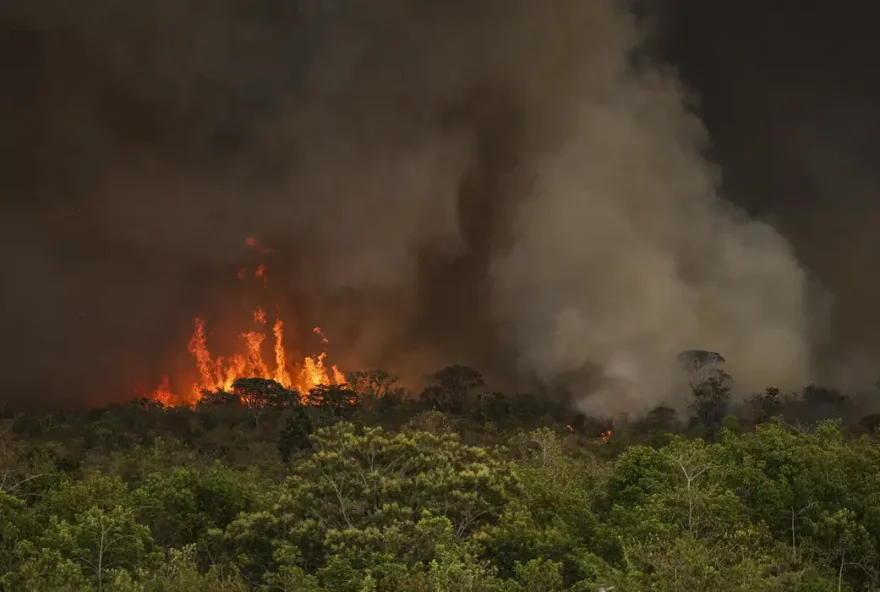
156, 314, 347, 405
150, 237, 346, 406
243, 331, 269, 378
273, 319, 292, 387
153, 375, 174, 407
188, 318, 215, 389
332, 365, 346, 385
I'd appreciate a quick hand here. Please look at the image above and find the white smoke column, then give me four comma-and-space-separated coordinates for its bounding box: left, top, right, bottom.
490, 11, 817, 415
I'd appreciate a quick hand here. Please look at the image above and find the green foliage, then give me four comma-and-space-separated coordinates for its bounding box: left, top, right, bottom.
473, 392, 512, 426
483, 429, 613, 586
107, 545, 248, 592
0, 490, 35, 576
5, 369, 880, 591
688, 375, 731, 435
1, 417, 62, 498
221, 423, 519, 587
514, 558, 564, 592
718, 421, 880, 588
747, 387, 786, 423
277, 407, 314, 461
38, 473, 134, 521
36, 505, 158, 590
297, 423, 517, 533
403, 410, 459, 435
134, 463, 265, 549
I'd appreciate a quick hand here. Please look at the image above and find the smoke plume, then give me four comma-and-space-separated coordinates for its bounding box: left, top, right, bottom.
0, 0, 825, 412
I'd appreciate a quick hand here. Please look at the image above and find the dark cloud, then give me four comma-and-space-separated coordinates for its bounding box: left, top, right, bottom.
656, 0, 880, 389
2, 0, 873, 412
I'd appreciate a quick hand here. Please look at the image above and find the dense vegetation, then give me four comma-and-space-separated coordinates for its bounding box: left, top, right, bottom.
3, 365, 880, 591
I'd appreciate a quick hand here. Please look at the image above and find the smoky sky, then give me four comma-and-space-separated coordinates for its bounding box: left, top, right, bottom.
0, 0, 877, 412
655, 0, 880, 390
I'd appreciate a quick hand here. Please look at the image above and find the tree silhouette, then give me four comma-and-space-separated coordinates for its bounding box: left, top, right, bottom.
688, 375, 731, 435
308, 384, 358, 418
420, 365, 485, 414
278, 407, 314, 462
346, 369, 405, 412
747, 387, 785, 424
473, 391, 511, 426
232, 378, 299, 426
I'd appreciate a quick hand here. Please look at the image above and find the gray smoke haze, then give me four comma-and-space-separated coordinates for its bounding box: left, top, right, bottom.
0, 0, 828, 412
655, 0, 880, 397
488, 43, 817, 416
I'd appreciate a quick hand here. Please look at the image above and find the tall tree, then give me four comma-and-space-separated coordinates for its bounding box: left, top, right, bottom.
420, 365, 486, 414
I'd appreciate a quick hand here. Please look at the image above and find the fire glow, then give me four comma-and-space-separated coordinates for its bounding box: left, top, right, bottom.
149, 237, 346, 406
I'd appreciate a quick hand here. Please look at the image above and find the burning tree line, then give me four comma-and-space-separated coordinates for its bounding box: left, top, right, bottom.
141, 336, 878, 441
149, 236, 350, 408
135, 231, 873, 440
150, 314, 348, 409
138, 234, 767, 436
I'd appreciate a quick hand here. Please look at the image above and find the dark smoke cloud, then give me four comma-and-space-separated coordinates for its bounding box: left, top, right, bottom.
1, 0, 868, 413
654, 0, 880, 393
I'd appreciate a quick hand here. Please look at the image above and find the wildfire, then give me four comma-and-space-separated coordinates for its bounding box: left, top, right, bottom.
149, 237, 346, 406
166, 315, 345, 404
152, 375, 174, 407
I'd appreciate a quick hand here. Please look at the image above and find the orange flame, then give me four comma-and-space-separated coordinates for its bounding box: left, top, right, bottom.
243, 331, 269, 378
273, 319, 292, 387
152, 375, 174, 406
600, 430, 612, 444
156, 314, 347, 405
151, 237, 346, 405
302, 352, 328, 389
188, 318, 215, 390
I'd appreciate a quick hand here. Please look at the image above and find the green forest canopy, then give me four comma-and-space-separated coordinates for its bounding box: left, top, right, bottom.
2, 364, 880, 591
